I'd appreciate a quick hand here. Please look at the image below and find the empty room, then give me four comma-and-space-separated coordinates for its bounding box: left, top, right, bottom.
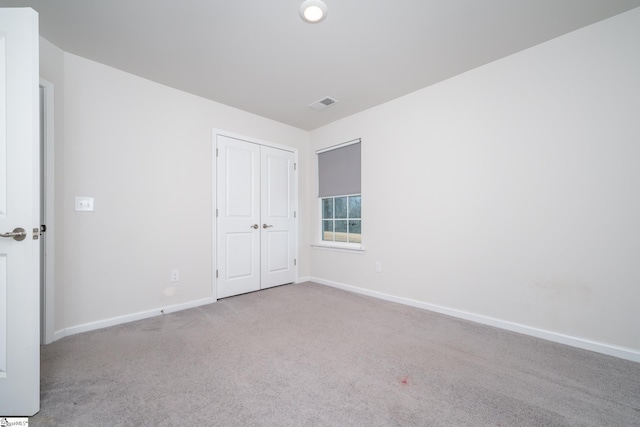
1, 1, 639, 425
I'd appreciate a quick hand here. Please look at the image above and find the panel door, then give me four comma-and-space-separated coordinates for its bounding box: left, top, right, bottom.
0, 8, 41, 416
260, 147, 296, 289
216, 135, 261, 299
215, 135, 296, 298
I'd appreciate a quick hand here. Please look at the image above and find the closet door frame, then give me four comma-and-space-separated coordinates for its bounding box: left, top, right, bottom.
212, 129, 299, 300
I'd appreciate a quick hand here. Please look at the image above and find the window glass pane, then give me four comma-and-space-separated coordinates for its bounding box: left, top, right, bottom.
322, 198, 333, 219
348, 195, 361, 218
322, 220, 334, 241
349, 224, 362, 243
335, 220, 348, 242
348, 219, 362, 244
335, 197, 347, 218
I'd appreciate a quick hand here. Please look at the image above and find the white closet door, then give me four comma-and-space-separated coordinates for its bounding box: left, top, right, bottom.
216, 136, 261, 299
260, 147, 296, 289
215, 135, 296, 298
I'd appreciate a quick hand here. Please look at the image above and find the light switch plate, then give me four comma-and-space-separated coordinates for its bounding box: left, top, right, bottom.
75, 196, 94, 211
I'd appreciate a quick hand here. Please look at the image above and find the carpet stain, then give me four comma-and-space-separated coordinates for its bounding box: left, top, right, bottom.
400, 376, 409, 385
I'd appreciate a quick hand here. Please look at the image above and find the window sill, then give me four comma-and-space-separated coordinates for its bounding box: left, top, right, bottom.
310, 243, 366, 254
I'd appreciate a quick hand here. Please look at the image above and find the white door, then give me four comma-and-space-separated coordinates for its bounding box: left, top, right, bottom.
0, 8, 41, 416
260, 146, 296, 289
216, 136, 261, 298
216, 135, 296, 298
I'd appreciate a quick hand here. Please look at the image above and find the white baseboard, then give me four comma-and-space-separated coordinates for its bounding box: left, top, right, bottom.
52, 278, 312, 342
311, 277, 640, 364
53, 297, 216, 342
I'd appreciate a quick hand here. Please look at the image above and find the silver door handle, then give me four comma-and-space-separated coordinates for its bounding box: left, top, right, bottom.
0, 227, 27, 241
262, 224, 273, 229
250, 224, 259, 229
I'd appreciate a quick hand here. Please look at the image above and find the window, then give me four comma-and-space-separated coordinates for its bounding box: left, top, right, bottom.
317, 139, 361, 247
322, 195, 361, 243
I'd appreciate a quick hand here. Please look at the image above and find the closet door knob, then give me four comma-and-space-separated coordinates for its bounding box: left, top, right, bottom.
262, 224, 273, 229
250, 224, 259, 229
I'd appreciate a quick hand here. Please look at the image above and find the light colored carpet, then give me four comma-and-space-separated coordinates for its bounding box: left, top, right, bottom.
32, 282, 640, 426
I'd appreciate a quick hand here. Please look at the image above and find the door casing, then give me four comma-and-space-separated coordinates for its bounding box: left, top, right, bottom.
40, 78, 56, 345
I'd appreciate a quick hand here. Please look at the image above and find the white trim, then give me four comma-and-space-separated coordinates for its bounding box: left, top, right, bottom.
294, 149, 299, 283
53, 297, 216, 341
311, 277, 640, 364
310, 243, 365, 253
211, 130, 217, 301
40, 78, 55, 345
213, 129, 297, 154
297, 276, 311, 283
315, 138, 361, 154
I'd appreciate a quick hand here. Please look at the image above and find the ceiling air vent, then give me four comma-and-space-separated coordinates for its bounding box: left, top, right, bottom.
308, 96, 338, 111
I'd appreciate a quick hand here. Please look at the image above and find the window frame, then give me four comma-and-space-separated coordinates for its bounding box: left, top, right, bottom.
320, 193, 362, 245
313, 139, 364, 252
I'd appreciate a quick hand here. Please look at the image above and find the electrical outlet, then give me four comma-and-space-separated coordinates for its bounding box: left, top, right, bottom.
375, 261, 382, 273
170, 270, 179, 282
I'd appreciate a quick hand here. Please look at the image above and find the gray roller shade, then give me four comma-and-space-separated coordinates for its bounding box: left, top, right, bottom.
318, 141, 361, 197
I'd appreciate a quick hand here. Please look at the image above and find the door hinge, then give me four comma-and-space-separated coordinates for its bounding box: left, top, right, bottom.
216, 270, 219, 278
216, 148, 219, 157
294, 259, 297, 266
216, 208, 219, 218
294, 163, 297, 171
294, 211, 297, 218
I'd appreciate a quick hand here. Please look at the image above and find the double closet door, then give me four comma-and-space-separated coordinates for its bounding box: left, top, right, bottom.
216, 135, 296, 299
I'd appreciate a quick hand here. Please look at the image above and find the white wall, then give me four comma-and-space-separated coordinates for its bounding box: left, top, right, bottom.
42, 49, 309, 335
309, 8, 640, 355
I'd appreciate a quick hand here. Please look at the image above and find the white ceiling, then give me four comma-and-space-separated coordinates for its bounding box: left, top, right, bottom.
2, 0, 640, 130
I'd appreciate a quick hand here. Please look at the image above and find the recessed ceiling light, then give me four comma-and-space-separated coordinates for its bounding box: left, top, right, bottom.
300, 0, 328, 23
